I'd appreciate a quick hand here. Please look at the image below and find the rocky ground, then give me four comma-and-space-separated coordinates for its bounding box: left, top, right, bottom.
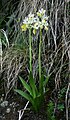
0, 94, 47, 120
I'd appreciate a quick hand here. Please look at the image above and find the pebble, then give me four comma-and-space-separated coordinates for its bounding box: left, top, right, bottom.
0, 116, 2, 119
0, 101, 8, 107
6, 108, 11, 113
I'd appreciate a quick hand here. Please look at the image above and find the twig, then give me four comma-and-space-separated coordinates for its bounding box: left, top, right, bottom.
18, 101, 29, 120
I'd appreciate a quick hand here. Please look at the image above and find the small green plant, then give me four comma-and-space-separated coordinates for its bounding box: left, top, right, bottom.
15, 73, 49, 112
58, 87, 66, 100
57, 87, 65, 112
57, 104, 64, 112
15, 8, 49, 112
47, 101, 56, 120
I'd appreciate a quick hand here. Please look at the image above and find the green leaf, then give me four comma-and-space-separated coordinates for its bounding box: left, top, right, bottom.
15, 89, 38, 112
14, 89, 32, 102
29, 72, 37, 98
57, 104, 64, 111
19, 76, 33, 96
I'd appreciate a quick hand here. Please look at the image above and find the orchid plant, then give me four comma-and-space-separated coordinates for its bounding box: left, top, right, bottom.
15, 8, 49, 112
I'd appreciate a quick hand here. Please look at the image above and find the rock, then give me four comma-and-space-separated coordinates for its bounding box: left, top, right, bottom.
0, 101, 8, 107
0, 116, 2, 119
6, 108, 11, 113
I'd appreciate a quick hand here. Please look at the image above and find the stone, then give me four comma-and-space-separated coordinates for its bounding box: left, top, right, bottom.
0, 101, 8, 107
6, 108, 11, 113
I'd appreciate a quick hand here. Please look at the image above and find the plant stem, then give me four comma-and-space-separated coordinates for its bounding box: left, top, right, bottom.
39, 28, 42, 87
29, 28, 32, 72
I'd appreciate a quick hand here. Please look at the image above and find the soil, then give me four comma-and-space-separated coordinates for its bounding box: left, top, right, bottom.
0, 94, 47, 120
0, 94, 23, 120
0, 92, 66, 120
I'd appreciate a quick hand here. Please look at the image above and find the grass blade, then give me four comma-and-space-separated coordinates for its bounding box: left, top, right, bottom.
15, 89, 32, 102
19, 76, 33, 96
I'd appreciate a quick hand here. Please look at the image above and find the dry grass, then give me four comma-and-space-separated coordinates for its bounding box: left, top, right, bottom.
0, 0, 70, 119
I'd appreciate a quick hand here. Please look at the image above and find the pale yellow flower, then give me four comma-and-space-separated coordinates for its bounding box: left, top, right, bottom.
45, 26, 48, 31
21, 24, 28, 31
